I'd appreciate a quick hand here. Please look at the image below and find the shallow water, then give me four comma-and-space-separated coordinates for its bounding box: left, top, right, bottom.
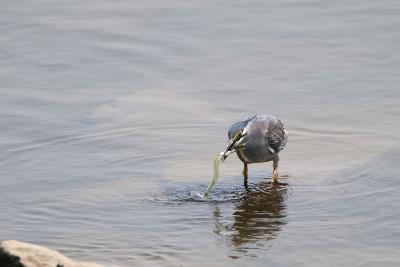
1, 0, 400, 266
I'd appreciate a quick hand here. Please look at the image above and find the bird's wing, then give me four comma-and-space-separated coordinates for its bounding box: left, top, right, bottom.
265, 119, 288, 153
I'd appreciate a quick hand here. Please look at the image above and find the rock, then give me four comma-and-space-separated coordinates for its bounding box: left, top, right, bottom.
0, 240, 104, 267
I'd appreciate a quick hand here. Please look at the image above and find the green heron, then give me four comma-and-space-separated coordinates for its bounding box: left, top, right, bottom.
222, 114, 288, 187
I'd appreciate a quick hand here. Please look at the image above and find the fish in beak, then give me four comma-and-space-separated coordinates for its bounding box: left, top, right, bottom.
203, 128, 247, 197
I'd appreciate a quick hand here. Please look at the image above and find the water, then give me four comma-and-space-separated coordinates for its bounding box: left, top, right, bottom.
1, 0, 400, 266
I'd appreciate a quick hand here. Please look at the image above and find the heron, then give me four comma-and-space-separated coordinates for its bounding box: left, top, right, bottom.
222, 114, 288, 188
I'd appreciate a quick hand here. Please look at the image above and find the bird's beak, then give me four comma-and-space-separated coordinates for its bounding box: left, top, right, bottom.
221, 130, 246, 161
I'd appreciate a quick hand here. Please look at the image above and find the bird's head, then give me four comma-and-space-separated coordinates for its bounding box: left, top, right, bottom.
221, 128, 248, 161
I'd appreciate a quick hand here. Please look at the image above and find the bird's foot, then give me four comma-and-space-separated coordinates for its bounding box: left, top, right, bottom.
271, 174, 279, 184
271, 173, 289, 188
272, 171, 288, 181
269, 174, 288, 189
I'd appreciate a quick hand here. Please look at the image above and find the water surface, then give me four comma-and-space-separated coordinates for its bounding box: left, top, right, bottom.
1, 0, 400, 266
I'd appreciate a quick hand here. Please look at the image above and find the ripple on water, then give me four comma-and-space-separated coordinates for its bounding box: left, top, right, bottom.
143, 179, 291, 259
144, 180, 291, 205
144, 184, 245, 204
294, 151, 399, 199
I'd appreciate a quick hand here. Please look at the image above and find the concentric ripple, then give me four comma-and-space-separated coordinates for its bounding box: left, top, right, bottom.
145, 180, 292, 205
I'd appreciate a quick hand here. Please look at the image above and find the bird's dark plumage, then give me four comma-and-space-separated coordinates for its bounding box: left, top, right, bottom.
228, 114, 287, 158
226, 114, 288, 184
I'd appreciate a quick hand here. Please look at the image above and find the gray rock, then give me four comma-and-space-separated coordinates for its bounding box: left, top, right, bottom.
0, 240, 104, 267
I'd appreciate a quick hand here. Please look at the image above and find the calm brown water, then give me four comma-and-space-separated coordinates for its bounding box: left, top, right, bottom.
1, 0, 400, 266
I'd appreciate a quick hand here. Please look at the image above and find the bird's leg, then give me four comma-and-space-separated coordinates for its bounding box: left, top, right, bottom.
243, 163, 249, 191
272, 156, 279, 184
271, 155, 289, 183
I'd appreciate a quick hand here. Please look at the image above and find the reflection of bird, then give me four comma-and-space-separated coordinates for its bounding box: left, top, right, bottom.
223, 114, 288, 188
230, 183, 288, 252
211, 182, 288, 257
